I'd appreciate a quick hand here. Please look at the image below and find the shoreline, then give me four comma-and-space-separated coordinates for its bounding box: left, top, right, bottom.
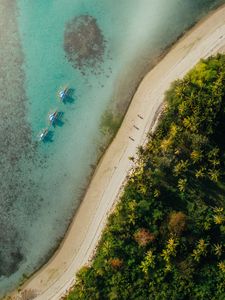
9, 3, 225, 300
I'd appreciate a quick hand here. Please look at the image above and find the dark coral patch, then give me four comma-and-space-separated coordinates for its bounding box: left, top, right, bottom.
64, 15, 106, 73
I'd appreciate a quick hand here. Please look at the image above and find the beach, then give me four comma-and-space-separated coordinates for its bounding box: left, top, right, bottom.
10, 4, 225, 300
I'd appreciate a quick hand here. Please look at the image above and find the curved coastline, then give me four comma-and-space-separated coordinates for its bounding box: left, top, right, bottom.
9, 4, 225, 300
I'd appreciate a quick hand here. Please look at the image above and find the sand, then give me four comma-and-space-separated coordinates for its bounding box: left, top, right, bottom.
10, 4, 225, 300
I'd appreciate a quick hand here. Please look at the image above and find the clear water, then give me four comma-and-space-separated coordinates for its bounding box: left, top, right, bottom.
0, 0, 224, 296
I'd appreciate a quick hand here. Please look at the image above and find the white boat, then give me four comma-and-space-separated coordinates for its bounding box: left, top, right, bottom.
49, 111, 59, 124
39, 128, 49, 141
59, 87, 69, 100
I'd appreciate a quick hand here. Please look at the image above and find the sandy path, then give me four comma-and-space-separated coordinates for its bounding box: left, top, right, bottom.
11, 4, 225, 300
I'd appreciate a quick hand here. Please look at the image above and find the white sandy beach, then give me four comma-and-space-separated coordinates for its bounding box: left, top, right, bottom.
10, 4, 225, 300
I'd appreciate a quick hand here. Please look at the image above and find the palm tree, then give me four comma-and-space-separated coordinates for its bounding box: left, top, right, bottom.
213, 207, 224, 225
161, 237, 179, 272
102, 240, 112, 257
209, 158, 220, 167
175, 83, 186, 98
153, 189, 160, 198
140, 250, 155, 274
191, 150, 202, 162
161, 249, 170, 264
167, 237, 179, 255
161, 137, 173, 152
208, 147, 219, 159
178, 101, 187, 115
128, 200, 137, 225
214, 244, 223, 257
192, 239, 208, 262
174, 160, 189, 176
195, 168, 205, 178
198, 239, 208, 254
214, 214, 224, 225
208, 169, 220, 182
178, 178, 187, 192
183, 116, 197, 132
218, 261, 225, 273
169, 123, 179, 138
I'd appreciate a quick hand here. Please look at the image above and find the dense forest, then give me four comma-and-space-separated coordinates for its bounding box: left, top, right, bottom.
65, 54, 225, 299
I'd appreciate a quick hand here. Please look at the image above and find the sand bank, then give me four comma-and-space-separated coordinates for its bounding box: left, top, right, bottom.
10, 4, 225, 300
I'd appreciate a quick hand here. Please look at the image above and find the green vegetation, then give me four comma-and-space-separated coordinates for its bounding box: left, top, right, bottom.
66, 54, 225, 299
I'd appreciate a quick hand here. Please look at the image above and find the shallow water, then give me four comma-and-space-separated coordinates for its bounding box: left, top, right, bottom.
0, 0, 224, 295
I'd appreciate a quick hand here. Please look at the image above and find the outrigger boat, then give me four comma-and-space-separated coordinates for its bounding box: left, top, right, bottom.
49, 110, 59, 125
39, 128, 49, 141
59, 87, 69, 101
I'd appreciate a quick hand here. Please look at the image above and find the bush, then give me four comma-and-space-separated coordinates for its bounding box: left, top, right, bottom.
66, 54, 225, 300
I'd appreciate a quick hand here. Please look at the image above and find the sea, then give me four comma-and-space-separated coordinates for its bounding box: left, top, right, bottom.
0, 0, 224, 296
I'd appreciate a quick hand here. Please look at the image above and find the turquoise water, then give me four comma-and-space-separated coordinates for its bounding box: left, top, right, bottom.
0, 0, 224, 296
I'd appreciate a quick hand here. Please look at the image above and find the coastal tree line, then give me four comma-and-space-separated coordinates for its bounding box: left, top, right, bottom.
65, 54, 225, 299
